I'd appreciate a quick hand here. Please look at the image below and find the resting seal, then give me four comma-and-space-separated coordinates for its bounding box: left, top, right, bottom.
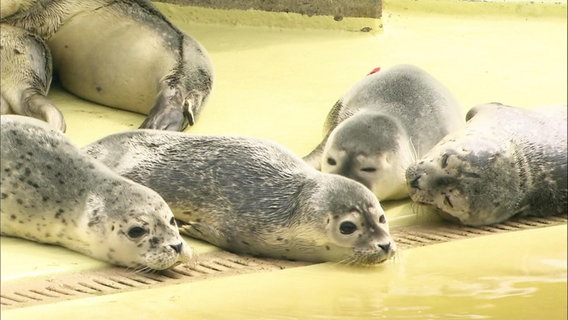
406, 103, 567, 226
1, 115, 193, 270
1, 0, 214, 131
84, 131, 396, 265
304, 64, 463, 200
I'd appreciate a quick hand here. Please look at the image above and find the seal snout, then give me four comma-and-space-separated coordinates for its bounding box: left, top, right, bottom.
170, 242, 183, 253
406, 166, 425, 192
378, 241, 392, 252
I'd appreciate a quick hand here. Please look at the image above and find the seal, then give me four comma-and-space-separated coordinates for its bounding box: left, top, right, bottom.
84, 131, 396, 265
1, 24, 66, 131
304, 64, 463, 201
0, 115, 193, 270
1, 0, 214, 131
406, 103, 567, 226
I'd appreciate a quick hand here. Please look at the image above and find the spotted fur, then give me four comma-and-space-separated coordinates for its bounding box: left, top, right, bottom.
84, 131, 396, 265
0, 115, 192, 270
406, 103, 567, 226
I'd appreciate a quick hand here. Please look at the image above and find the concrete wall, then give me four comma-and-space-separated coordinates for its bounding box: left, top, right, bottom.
154, 0, 382, 19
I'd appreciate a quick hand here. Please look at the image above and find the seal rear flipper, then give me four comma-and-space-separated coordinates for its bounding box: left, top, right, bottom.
139, 83, 189, 131
178, 221, 229, 248
22, 93, 66, 132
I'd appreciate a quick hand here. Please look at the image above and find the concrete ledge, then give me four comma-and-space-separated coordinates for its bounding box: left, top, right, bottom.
154, 0, 382, 18
152, 2, 383, 32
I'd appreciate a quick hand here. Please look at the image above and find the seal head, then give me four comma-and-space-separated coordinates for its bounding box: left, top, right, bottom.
322, 112, 415, 200
406, 103, 567, 226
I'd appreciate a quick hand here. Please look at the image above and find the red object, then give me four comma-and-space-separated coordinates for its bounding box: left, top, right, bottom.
368, 67, 381, 75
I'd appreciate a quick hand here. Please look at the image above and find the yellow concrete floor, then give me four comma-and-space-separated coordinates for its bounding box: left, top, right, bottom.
1, 1, 567, 319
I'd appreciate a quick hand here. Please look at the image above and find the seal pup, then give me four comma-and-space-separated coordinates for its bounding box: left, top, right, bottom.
304, 64, 463, 201
1, 24, 65, 131
1, 115, 193, 270
1, 0, 214, 131
84, 131, 396, 265
406, 103, 567, 226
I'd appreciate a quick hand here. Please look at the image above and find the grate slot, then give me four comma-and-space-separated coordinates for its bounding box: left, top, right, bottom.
1, 295, 25, 304
12, 292, 43, 301
138, 273, 166, 283
76, 282, 104, 293
61, 284, 91, 295
169, 266, 200, 277
122, 276, 155, 285
197, 262, 224, 272
227, 259, 250, 267
212, 259, 248, 269
45, 286, 75, 296
28, 289, 59, 298
91, 279, 121, 290
158, 269, 184, 280
107, 277, 139, 288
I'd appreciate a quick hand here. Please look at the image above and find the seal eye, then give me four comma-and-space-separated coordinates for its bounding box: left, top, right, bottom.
379, 215, 386, 224
127, 226, 148, 239
361, 167, 376, 173
339, 221, 358, 235
327, 158, 337, 166
169, 217, 177, 226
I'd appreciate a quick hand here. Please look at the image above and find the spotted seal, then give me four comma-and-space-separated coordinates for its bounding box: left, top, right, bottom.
406, 103, 567, 226
1, 115, 193, 270
304, 64, 463, 201
84, 131, 396, 265
1, 0, 214, 131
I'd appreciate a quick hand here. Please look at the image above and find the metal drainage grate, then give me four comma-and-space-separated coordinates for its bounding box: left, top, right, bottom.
0, 251, 308, 310
1, 214, 565, 310
391, 214, 568, 250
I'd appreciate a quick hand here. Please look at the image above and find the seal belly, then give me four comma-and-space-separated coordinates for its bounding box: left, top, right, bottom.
47, 9, 177, 114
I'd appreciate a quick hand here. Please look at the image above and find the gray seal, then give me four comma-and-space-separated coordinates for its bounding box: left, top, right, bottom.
406, 103, 567, 226
1, 0, 214, 131
1, 115, 193, 270
304, 64, 463, 201
84, 131, 396, 265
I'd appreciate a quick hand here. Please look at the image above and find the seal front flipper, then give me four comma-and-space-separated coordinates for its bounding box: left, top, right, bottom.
178, 221, 229, 248
140, 83, 191, 131
0, 24, 66, 131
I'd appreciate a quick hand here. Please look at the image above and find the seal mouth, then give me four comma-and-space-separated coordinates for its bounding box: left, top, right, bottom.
443, 194, 454, 208
342, 249, 395, 266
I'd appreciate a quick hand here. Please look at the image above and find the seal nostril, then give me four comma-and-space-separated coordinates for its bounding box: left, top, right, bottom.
410, 175, 422, 190
378, 242, 391, 252
170, 243, 183, 253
